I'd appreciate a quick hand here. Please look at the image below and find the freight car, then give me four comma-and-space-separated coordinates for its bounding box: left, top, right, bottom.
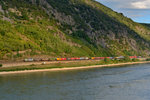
40, 58, 49, 61
56, 58, 67, 61
129, 56, 137, 59
34, 58, 42, 62
67, 57, 80, 60
91, 57, 114, 60
24, 58, 34, 62
115, 56, 125, 59
24, 56, 140, 62
91, 57, 104, 60
67, 57, 89, 61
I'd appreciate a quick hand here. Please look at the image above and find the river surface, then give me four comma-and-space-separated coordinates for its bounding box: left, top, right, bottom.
1, 63, 150, 100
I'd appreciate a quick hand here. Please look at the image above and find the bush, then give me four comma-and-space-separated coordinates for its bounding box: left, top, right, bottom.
104, 58, 112, 64
123, 56, 131, 62
132, 58, 139, 62
0, 64, 3, 67
146, 58, 150, 61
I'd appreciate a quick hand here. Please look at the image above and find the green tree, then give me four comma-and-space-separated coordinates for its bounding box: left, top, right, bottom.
0, 64, 3, 67
132, 58, 139, 62
104, 58, 112, 64
124, 56, 131, 62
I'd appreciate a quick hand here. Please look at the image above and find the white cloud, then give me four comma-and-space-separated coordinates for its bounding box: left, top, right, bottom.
131, 0, 150, 9
97, 0, 150, 9
96, 0, 150, 23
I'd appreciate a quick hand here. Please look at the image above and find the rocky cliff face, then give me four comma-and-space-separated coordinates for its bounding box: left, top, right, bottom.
36, 0, 150, 55
0, 0, 150, 59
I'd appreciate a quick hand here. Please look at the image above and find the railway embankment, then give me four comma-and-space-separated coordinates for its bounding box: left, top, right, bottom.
0, 60, 150, 75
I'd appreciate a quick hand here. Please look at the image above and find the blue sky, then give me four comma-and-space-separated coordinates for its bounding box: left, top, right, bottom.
96, 0, 150, 23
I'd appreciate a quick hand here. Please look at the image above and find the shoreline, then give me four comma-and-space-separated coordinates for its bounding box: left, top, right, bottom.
0, 61, 150, 75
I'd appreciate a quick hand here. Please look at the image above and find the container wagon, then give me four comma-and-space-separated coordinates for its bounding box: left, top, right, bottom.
91, 57, 105, 60
24, 58, 34, 62
56, 58, 67, 61
129, 56, 137, 59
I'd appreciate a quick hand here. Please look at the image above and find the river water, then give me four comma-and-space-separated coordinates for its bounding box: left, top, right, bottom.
1, 63, 150, 100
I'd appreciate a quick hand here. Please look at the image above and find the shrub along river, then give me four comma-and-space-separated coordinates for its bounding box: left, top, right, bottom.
0, 63, 150, 100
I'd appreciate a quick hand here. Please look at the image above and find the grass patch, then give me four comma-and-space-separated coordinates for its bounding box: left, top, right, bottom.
0, 60, 101, 72
0, 59, 141, 72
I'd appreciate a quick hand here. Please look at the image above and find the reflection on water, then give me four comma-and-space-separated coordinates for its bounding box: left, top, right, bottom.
1, 64, 150, 100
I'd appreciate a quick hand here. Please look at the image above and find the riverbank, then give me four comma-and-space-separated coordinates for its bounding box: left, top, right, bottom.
0, 61, 150, 75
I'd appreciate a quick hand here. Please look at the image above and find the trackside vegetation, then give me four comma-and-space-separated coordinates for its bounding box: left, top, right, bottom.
0, 58, 141, 72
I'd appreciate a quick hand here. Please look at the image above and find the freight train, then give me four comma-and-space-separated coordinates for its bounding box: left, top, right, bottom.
24, 56, 142, 62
